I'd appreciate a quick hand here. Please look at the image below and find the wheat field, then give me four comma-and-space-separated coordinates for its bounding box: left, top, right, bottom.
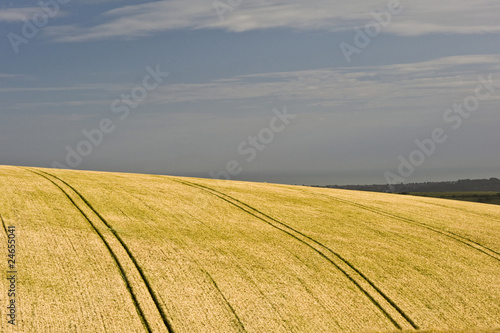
0, 165, 499, 333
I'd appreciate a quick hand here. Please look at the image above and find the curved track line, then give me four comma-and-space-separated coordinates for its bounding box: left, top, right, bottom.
24, 168, 174, 333
22, 168, 152, 333
174, 179, 418, 331
35, 168, 176, 333
202, 269, 247, 333
102, 180, 251, 332
311, 190, 500, 263
232, 264, 289, 329
0, 212, 8, 237
408, 198, 500, 224
116, 184, 290, 331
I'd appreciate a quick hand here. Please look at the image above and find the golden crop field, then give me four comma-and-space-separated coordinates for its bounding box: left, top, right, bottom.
0, 165, 499, 333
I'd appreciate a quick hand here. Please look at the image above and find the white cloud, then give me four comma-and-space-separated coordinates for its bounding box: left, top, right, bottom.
0, 7, 40, 22
4, 55, 499, 114
0, 84, 111, 93
145, 55, 500, 110
0, 73, 33, 80
10, 100, 109, 110
44, 0, 500, 42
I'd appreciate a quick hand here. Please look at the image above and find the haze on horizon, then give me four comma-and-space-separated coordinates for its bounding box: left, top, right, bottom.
1, 0, 499, 185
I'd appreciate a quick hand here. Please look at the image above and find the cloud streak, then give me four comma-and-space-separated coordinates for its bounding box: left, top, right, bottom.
3, 55, 499, 114
44, 0, 500, 42
0, 73, 34, 80
0, 7, 41, 22
146, 55, 500, 111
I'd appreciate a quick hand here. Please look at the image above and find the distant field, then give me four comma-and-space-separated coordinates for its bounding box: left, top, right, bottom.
1, 166, 499, 332
409, 192, 500, 206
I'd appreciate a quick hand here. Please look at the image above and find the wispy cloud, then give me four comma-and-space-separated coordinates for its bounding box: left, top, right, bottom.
44, 0, 500, 42
3, 55, 498, 114
146, 55, 500, 109
0, 83, 127, 93
0, 7, 40, 22
0, 73, 36, 81
45, 1, 213, 42
9, 100, 109, 110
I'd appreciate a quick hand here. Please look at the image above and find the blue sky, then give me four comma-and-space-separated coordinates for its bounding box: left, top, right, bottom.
1, 0, 499, 185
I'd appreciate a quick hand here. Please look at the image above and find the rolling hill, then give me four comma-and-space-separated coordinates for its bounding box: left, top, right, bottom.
0, 165, 499, 333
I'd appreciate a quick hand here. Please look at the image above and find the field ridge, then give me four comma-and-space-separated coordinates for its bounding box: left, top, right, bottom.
1, 165, 499, 332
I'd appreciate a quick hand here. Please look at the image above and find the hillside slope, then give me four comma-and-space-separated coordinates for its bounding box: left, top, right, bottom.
0, 166, 499, 333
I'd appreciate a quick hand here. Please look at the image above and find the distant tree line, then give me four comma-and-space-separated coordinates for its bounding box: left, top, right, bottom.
316, 177, 500, 193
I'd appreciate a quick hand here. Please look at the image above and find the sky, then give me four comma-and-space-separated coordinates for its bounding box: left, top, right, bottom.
0, 0, 499, 185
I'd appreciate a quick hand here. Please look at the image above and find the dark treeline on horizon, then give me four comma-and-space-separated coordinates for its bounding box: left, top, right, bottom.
315, 177, 500, 193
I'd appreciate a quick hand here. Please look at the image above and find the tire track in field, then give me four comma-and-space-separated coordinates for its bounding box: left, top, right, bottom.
0, 212, 8, 237
115, 184, 253, 331
202, 269, 247, 332
174, 179, 418, 331
24, 168, 174, 333
311, 191, 500, 263
231, 264, 289, 329
111, 189, 249, 333
114, 182, 296, 332
409, 199, 500, 224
